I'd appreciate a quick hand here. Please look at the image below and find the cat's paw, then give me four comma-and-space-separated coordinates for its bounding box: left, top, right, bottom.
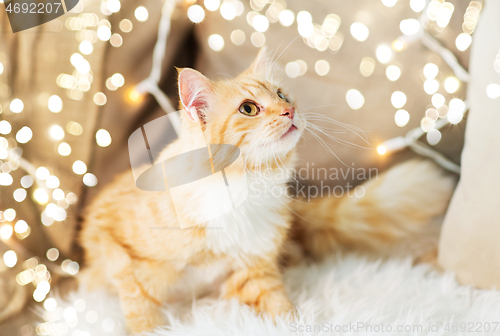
254, 290, 294, 321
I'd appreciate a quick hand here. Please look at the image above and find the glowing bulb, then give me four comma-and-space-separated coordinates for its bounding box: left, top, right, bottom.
3, 250, 17, 268
188, 5, 205, 23
49, 125, 64, 140
359, 57, 375, 77
73, 160, 87, 175
391, 91, 407, 108
279, 10, 294, 27
16, 126, 33, 143
58, 142, 71, 156
230, 30, 246, 45
47, 248, 59, 261
250, 32, 266, 47
93, 92, 107, 106
314, 60, 330, 76
444, 77, 460, 93
204, 0, 220, 11
394, 109, 410, 127
448, 98, 466, 124
208, 34, 225, 52
79, 41, 93, 55
296, 11, 312, 24
423, 63, 439, 79
424, 79, 439, 95
0, 225, 13, 240
399, 19, 420, 35
376, 45, 393, 64
285, 62, 300, 78
456, 33, 472, 51
14, 220, 28, 233
381, 0, 397, 7
36, 167, 50, 180
13, 189, 27, 202
427, 129, 442, 146
44, 298, 57, 312
135, 6, 149, 22
346, 89, 365, 110
386, 65, 401, 81
220, 2, 236, 20
97, 26, 111, 41
350, 22, 369, 42
83, 173, 98, 187
48, 95, 63, 113
298, 22, 314, 37
10, 99, 24, 113
96, 129, 112, 147
420, 117, 435, 132
127, 88, 143, 103
46, 176, 60, 189
252, 15, 269, 33
3, 209, 15, 222
431, 93, 445, 108
111, 73, 125, 88
377, 145, 387, 155
34, 189, 49, 204
0, 173, 12, 186
410, 0, 425, 12
392, 40, 405, 51
486, 84, 500, 99
119, 19, 133, 33
0, 120, 12, 134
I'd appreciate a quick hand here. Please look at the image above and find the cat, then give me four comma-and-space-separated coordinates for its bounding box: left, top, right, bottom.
79, 48, 455, 334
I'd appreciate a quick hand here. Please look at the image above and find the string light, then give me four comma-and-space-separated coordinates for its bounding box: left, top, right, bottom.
376, 45, 393, 64
230, 30, 246, 45
314, 60, 330, 76
135, 6, 149, 22
345, 89, 365, 110
188, 5, 205, 23
350, 22, 369, 42
208, 34, 225, 51
10, 98, 24, 113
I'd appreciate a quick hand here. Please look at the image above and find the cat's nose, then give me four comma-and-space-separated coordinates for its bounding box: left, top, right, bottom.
281, 107, 295, 120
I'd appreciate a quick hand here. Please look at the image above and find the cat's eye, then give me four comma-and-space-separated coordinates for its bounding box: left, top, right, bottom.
239, 101, 260, 116
277, 90, 290, 103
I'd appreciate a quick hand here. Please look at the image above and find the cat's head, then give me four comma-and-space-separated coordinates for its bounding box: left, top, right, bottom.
177, 48, 305, 169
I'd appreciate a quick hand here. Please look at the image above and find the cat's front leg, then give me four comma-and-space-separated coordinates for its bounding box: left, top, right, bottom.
223, 258, 294, 320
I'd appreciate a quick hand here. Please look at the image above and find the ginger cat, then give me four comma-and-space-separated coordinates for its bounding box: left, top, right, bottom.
79, 49, 454, 334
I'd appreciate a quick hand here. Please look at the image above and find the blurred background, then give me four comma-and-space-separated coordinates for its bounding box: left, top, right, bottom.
0, 0, 485, 335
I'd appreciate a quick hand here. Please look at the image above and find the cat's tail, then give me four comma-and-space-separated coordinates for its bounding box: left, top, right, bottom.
290, 159, 456, 259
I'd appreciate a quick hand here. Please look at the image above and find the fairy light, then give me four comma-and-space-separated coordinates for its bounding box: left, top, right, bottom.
252, 15, 269, 33
386, 65, 401, 81
444, 76, 460, 93
72, 160, 87, 175
230, 30, 246, 45
447, 98, 465, 124
350, 22, 369, 42
119, 19, 133, 33
110, 34, 123, 47
377, 145, 387, 155
83, 173, 98, 187
96, 129, 112, 147
10, 99, 24, 113
424, 79, 439, 95
0, 225, 13, 240
0, 120, 12, 134
93, 92, 107, 106
16, 127, 33, 144
394, 109, 410, 127
67, 121, 83, 135
20, 175, 33, 188
3, 250, 17, 268
208, 34, 225, 51
279, 9, 294, 27
345, 89, 365, 110
410, 0, 425, 12
79, 41, 93, 55
376, 45, 393, 64
220, 2, 236, 20
399, 19, 420, 35
13, 189, 27, 202
486, 84, 500, 99
455, 33, 472, 51
135, 6, 149, 22
359, 57, 376, 77
204, 0, 220, 11
314, 60, 330, 76
391, 91, 407, 108
49, 125, 65, 140
188, 5, 205, 23
381, 0, 397, 7
431, 93, 445, 108
420, 117, 435, 132
46, 248, 59, 261
58, 142, 72, 156
33, 189, 49, 205
0, 173, 13, 186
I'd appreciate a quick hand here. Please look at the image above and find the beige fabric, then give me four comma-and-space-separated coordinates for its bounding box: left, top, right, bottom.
438, 0, 500, 289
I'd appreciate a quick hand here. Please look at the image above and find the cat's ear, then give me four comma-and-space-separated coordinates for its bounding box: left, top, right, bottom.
248, 47, 268, 75
178, 68, 213, 122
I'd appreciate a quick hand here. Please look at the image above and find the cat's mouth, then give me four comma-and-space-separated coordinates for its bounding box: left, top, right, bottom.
281, 124, 297, 138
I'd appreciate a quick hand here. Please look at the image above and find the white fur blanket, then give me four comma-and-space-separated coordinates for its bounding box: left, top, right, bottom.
41, 227, 500, 336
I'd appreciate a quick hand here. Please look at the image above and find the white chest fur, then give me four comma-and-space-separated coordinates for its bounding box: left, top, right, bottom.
204, 172, 290, 258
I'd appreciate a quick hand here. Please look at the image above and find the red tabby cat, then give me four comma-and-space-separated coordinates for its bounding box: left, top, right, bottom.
79, 49, 454, 334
